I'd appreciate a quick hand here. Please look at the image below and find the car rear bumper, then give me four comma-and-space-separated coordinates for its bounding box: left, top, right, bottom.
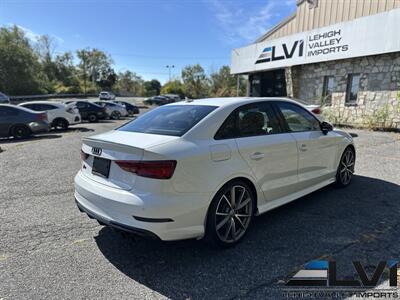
74, 170, 211, 241
75, 199, 160, 239
29, 121, 50, 133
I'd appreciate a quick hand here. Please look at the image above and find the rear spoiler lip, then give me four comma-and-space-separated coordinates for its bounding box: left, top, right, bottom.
82, 137, 145, 156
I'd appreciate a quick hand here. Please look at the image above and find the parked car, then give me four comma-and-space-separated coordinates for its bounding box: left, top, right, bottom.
294, 99, 322, 117
19, 101, 81, 130
0, 92, 10, 104
65, 100, 107, 122
143, 96, 173, 106
94, 101, 128, 119
74, 97, 355, 247
99, 91, 116, 100
0, 104, 49, 139
162, 94, 181, 102
112, 100, 139, 116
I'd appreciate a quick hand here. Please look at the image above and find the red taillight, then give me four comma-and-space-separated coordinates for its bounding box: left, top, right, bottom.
311, 108, 321, 114
115, 160, 177, 179
81, 150, 89, 161
36, 112, 47, 121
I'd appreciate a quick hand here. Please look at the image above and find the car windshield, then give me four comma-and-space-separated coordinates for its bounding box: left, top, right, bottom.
118, 105, 217, 136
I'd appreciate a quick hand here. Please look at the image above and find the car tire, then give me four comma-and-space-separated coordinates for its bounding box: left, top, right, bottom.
205, 179, 255, 248
52, 118, 69, 130
335, 147, 355, 188
88, 114, 98, 123
11, 125, 31, 139
111, 111, 121, 120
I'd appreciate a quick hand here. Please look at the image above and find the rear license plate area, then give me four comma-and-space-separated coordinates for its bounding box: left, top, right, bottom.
92, 157, 111, 178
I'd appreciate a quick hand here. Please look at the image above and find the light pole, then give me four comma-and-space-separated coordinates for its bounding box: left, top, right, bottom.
166, 65, 175, 82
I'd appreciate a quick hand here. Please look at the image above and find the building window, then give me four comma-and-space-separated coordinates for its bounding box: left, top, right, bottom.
322, 76, 334, 105
346, 73, 360, 104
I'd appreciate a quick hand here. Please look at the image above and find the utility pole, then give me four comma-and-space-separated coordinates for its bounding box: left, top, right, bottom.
166, 65, 175, 82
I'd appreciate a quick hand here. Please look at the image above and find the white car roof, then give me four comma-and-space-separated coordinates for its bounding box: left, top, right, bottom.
20, 101, 65, 107
170, 97, 301, 109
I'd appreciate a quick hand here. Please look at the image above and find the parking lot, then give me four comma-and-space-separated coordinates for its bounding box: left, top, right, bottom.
1, 106, 400, 299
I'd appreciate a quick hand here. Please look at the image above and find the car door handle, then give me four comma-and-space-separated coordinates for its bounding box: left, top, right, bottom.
299, 144, 308, 152
250, 152, 265, 160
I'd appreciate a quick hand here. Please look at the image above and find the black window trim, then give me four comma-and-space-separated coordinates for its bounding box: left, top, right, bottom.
345, 73, 360, 105
271, 101, 322, 134
214, 101, 285, 140
322, 75, 334, 106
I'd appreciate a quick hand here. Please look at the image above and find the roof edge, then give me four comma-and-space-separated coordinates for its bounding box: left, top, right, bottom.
255, 12, 297, 43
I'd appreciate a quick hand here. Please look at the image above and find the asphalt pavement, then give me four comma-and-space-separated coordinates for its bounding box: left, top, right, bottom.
1, 111, 400, 299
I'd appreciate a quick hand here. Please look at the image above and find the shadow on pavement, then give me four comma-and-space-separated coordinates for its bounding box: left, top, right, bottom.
54, 127, 95, 133
95, 175, 400, 299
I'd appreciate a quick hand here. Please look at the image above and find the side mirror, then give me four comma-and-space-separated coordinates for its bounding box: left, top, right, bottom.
320, 121, 333, 135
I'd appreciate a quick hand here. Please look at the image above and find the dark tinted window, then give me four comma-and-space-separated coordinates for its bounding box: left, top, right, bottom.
39, 104, 57, 110
237, 103, 280, 137
215, 102, 281, 140
215, 113, 236, 140
346, 73, 360, 104
276, 102, 320, 132
119, 105, 216, 136
322, 76, 334, 105
76, 102, 88, 109
22, 104, 38, 110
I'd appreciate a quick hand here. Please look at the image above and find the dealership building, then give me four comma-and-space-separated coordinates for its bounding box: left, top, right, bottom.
231, 0, 400, 128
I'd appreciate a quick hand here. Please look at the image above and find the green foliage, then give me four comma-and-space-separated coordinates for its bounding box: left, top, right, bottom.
114, 71, 144, 96
0, 26, 248, 98
181, 64, 210, 99
160, 80, 185, 98
76, 48, 115, 93
0, 26, 43, 95
210, 65, 246, 97
143, 79, 161, 97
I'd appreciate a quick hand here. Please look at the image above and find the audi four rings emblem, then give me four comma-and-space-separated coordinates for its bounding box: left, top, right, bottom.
91, 147, 102, 156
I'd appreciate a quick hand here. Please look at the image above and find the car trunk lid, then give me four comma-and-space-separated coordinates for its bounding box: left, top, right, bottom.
80, 131, 178, 190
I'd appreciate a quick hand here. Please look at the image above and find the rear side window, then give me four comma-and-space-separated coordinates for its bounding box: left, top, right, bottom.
76, 102, 88, 109
22, 104, 38, 110
215, 102, 281, 140
39, 104, 57, 110
118, 105, 216, 136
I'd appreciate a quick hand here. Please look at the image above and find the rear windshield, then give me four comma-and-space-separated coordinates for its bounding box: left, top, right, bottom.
118, 105, 217, 136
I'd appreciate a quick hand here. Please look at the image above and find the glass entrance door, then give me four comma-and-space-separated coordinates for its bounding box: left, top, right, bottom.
249, 69, 287, 97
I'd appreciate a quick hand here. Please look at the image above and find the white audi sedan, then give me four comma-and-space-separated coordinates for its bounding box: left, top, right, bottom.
74, 97, 355, 247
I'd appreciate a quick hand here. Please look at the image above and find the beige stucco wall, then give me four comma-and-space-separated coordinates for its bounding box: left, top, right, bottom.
259, 0, 400, 42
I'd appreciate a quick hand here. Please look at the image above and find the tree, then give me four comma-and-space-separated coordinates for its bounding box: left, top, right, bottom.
181, 64, 210, 99
161, 80, 185, 98
210, 65, 246, 97
36, 35, 57, 81
96, 67, 117, 90
77, 48, 114, 93
143, 79, 161, 97
0, 26, 44, 95
115, 70, 144, 96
